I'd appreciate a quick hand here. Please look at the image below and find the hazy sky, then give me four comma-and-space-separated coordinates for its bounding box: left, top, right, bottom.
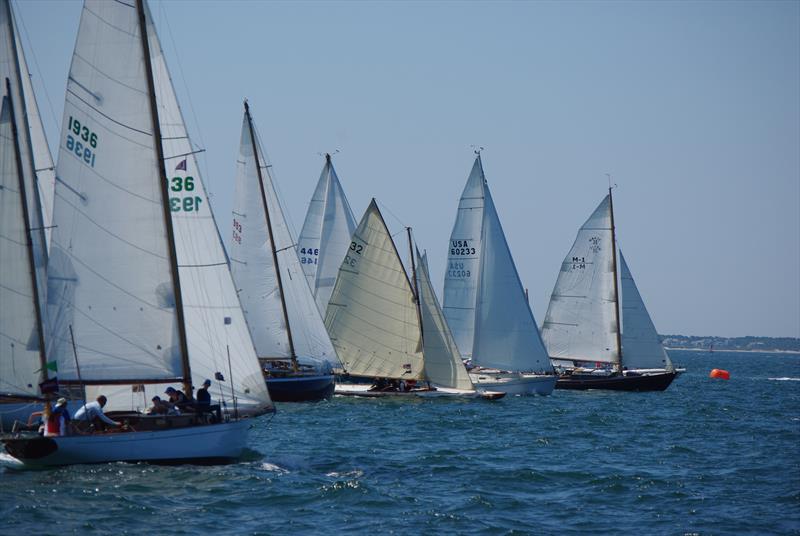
13, 0, 800, 338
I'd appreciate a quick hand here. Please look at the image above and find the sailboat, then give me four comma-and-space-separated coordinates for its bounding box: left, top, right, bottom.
229, 102, 339, 402
297, 152, 357, 317
3, 0, 274, 466
442, 153, 556, 395
541, 189, 678, 391
0, 0, 63, 430
325, 200, 504, 399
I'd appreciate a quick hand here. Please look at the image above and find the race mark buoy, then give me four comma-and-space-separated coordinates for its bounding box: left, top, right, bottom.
709, 368, 730, 380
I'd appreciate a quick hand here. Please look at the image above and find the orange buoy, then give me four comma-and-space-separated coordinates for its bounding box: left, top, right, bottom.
709, 368, 730, 380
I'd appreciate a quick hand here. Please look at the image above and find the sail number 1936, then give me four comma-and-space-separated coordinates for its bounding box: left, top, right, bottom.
65, 116, 98, 168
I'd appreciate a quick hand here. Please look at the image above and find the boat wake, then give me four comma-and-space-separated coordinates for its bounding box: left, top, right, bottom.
0, 452, 22, 466
259, 462, 290, 474
768, 377, 800, 382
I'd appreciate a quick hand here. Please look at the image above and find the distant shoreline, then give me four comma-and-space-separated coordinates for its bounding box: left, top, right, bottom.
665, 347, 800, 355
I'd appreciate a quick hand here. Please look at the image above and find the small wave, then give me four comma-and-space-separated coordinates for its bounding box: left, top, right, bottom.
326, 469, 364, 478
768, 377, 800, 382
259, 462, 289, 474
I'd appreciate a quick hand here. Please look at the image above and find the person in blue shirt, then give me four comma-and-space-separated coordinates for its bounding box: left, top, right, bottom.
196, 379, 212, 410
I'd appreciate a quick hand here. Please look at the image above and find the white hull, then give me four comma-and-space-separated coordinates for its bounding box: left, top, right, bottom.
3, 419, 251, 467
334, 383, 504, 400
469, 371, 556, 396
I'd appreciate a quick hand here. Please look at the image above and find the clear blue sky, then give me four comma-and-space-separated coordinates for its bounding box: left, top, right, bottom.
14, 0, 800, 338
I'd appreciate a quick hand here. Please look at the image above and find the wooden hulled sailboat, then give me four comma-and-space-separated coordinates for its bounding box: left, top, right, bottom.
3, 0, 274, 466
442, 153, 556, 395
229, 103, 339, 402
541, 189, 677, 391
0, 0, 64, 430
325, 200, 504, 399
297, 153, 357, 318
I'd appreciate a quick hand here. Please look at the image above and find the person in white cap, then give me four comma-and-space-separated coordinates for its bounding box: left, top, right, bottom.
43, 398, 71, 437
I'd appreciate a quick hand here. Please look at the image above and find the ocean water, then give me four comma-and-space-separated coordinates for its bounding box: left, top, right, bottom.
1, 350, 798, 535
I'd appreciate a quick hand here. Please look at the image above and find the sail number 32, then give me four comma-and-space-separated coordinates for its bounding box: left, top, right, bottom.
169, 176, 202, 212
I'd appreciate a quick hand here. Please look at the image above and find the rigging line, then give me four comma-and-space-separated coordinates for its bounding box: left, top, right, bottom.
13, 2, 60, 143
376, 200, 408, 232
66, 88, 151, 138
164, 148, 205, 160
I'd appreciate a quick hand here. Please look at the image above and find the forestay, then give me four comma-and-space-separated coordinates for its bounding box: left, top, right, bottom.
0, 96, 41, 397
416, 250, 473, 391
297, 154, 356, 315
619, 251, 673, 370
472, 183, 552, 373
442, 157, 484, 359
146, 5, 271, 410
229, 109, 338, 368
324, 200, 424, 380
541, 195, 619, 365
47, 0, 182, 385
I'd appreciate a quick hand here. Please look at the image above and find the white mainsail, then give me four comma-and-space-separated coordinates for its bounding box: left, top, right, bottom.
541, 195, 619, 365
297, 154, 357, 315
229, 106, 338, 369
473, 183, 553, 372
443, 154, 553, 373
0, 95, 41, 398
415, 250, 473, 391
47, 0, 183, 386
324, 200, 424, 380
145, 5, 271, 410
442, 157, 483, 359
619, 251, 673, 370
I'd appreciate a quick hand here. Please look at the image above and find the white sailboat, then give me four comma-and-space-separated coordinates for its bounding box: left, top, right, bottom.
541, 189, 677, 391
297, 153, 357, 317
229, 102, 339, 402
442, 153, 556, 395
3, 0, 273, 466
325, 200, 503, 399
0, 0, 62, 430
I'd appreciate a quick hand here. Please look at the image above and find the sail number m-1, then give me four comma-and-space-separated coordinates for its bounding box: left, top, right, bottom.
65, 116, 98, 168
169, 176, 202, 212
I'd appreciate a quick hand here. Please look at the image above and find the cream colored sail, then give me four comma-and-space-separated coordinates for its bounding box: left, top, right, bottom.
324, 200, 423, 380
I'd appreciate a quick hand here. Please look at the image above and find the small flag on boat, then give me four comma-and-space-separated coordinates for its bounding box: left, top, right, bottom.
402, 363, 412, 374
224, 316, 232, 325
175, 158, 187, 171
214, 371, 225, 382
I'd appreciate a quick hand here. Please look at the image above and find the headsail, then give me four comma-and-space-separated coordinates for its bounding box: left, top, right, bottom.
619, 251, 672, 370
297, 154, 356, 315
442, 157, 484, 359
47, 0, 183, 387
229, 107, 338, 368
324, 200, 424, 380
145, 5, 271, 410
541, 195, 619, 365
416, 250, 473, 391
473, 184, 553, 372
0, 94, 42, 397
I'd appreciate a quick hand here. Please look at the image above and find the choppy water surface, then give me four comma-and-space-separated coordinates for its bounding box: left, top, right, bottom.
2, 350, 798, 535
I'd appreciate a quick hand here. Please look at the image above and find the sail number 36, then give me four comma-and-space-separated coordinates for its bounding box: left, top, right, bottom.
169, 176, 202, 212
65, 116, 98, 168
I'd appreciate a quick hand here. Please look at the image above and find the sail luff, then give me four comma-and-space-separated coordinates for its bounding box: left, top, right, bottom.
244, 102, 297, 371
406, 227, 423, 346
137, 0, 191, 392
4, 80, 47, 382
608, 187, 623, 370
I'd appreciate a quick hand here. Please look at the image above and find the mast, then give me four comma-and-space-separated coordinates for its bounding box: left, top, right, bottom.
406, 227, 423, 345
137, 0, 192, 394
244, 100, 298, 372
5, 78, 47, 383
608, 186, 623, 370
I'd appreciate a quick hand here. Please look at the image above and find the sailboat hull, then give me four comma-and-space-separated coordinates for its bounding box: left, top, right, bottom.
555, 370, 677, 391
334, 383, 505, 400
469, 372, 556, 396
2, 419, 251, 467
266, 374, 335, 402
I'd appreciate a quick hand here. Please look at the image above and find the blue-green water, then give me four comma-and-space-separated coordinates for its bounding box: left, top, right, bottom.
2, 350, 798, 535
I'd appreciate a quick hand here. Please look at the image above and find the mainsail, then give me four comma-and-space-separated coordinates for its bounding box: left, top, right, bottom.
416, 250, 473, 391
229, 106, 338, 369
297, 154, 356, 315
541, 195, 619, 365
324, 200, 424, 380
443, 154, 553, 373
619, 251, 673, 370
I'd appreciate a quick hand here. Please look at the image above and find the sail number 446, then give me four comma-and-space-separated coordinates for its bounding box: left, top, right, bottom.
169, 176, 202, 212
